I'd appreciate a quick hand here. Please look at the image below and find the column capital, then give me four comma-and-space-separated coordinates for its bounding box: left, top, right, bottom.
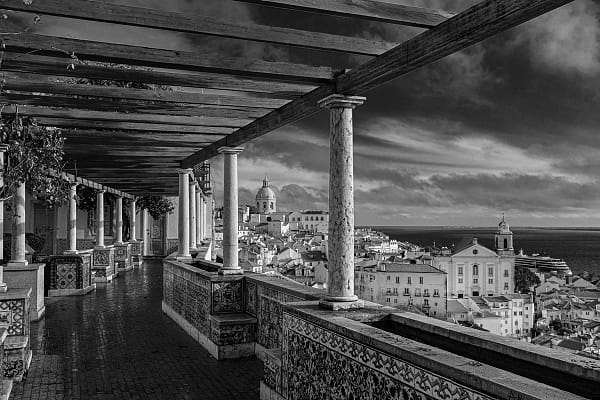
69, 181, 78, 188
217, 146, 244, 155
318, 94, 366, 109
96, 189, 106, 194
177, 168, 193, 175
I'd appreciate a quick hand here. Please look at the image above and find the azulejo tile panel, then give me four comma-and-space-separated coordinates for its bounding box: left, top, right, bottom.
164, 267, 211, 336
210, 323, 254, 346
212, 281, 244, 314
257, 285, 304, 349
0, 299, 26, 336
281, 313, 494, 400
245, 281, 257, 316
56, 263, 77, 290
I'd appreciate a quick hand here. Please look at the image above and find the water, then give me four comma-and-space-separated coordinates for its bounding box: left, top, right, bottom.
372, 226, 600, 275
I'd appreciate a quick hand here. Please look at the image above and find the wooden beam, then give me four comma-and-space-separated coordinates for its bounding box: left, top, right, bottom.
1, 34, 339, 83
1, 54, 316, 98
2, 0, 396, 56
2, 105, 252, 127
235, 0, 454, 28
181, 0, 575, 167
63, 130, 225, 144
60, 171, 135, 199
1, 72, 289, 109
0, 93, 271, 119
34, 118, 236, 133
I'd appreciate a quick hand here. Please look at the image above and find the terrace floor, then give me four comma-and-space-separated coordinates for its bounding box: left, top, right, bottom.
9, 259, 262, 400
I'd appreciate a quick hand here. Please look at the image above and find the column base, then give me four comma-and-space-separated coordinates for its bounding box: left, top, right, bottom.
6, 261, 28, 268
319, 298, 364, 311
63, 249, 79, 255
218, 268, 243, 276
0, 284, 7, 293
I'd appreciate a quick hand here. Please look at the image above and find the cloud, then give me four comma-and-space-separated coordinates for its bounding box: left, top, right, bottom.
512, 0, 600, 76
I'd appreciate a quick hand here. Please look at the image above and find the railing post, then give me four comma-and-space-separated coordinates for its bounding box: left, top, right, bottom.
8, 181, 27, 266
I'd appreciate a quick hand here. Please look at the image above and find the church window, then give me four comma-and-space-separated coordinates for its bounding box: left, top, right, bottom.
263, 202, 266, 209
407, 277, 412, 285
488, 267, 493, 276
504, 238, 508, 248
458, 267, 463, 276
504, 282, 509, 290
419, 276, 423, 284
473, 265, 479, 276
488, 278, 493, 284
270, 202, 273, 210
504, 270, 509, 277
458, 278, 463, 284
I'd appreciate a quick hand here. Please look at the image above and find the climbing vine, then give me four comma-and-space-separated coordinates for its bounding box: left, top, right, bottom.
137, 196, 174, 219
0, 114, 69, 208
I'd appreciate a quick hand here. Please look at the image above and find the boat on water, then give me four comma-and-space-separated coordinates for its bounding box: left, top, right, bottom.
515, 249, 572, 276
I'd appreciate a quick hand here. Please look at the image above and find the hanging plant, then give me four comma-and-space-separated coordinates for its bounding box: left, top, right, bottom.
137, 196, 175, 219
0, 113, 69, 209
75, 185, 97, 212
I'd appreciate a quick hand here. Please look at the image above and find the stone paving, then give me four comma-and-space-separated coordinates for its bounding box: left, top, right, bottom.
10, 259, 263, 400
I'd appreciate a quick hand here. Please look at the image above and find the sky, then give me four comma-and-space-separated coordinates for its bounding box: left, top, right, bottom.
7, 0, 600, 227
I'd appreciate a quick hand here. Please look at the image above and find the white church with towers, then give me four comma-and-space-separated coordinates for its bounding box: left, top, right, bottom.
433, 215, 515, 299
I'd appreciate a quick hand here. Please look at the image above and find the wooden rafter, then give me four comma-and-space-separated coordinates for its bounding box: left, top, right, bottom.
234, 0, 455, 28
1, 72, 289, 108
1, 34, 338, 83
1, 0, 396, 56
0, 93, 272, 119
32, 118, 235, 134
181, 0, 576, 167
1, 54, 316, 98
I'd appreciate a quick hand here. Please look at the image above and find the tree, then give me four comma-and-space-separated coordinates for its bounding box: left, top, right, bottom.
514, 266, 541, 294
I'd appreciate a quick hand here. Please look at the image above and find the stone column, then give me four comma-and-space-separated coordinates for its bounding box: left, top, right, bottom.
195, 189, 202, 244
318, 94, 365, 309
189, 181, 197, 250
218, 147, 244, 275
65, 182, 78, 254
8, 181, 27, 266
177, 169, 192, 258
95, 190, 105, 249
0, 145, 7, 265
130, 199, 137, 241
115, 196, 123, 244
141, 209, 149, 256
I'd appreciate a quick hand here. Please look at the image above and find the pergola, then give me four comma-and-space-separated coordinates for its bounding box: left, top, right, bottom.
0, 0, 574, 294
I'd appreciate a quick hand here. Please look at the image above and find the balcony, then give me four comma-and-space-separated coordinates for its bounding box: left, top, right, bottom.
163, 253, 600, 400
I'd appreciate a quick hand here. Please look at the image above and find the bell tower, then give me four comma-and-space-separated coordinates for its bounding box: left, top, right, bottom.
495, 213, 514, 256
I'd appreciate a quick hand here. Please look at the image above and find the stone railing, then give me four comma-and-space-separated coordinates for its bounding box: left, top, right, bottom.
163, 255, 597, 400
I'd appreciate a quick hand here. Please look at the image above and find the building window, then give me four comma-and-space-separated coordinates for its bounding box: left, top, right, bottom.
488, 267, 494, 276
433, 289, 440, 297
473, 278, 478, 284
519, 311, 523, 316
387, 275, 391, 281
403, 288, 410, 296
423, 289, 430, 297
488, 278, 493, 284
414, 289, 421, 296
386, 298, 390, 303
419, 276, 423, 284
458, 267, 463, 276
514, 311, 517, 316
395, 277, 400, 284
407, 277, 412, 285
473, 265, 479, 276
504, 282, 509, 290
424, 299, 429, 306
458, 278, 463, 284
270, 202, 273, 210
504, 270, 509, 277
321, 217, 324, 221
394, 298, 398, 304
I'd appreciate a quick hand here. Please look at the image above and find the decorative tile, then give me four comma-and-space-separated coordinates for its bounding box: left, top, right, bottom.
245, 281, 257, 316
257, 286, 303, 349
211, 281, 243, 314
56, 263, 77, 289
210, 323, 254, 345
281, 313, 494, 400
0, 300, 25, 336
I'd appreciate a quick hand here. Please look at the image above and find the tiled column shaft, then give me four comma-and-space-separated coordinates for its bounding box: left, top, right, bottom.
218, 147, 244, 274
67, 182, 78, 253
130, 199, 137, 241
115, 196, 123, 244
0, 145, 7, 262
196, 190, 202, 243
189, 182, 197, 250
319, 94, 365, 303
177, 169, 192, 258
10, 182, 27, 265
96, 190, 105, 248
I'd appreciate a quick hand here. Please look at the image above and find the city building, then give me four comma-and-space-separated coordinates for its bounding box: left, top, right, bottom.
289, 210, 329, 233
355, 260, 447, 317
255, 176, 276, 214
433, 217, 515, 299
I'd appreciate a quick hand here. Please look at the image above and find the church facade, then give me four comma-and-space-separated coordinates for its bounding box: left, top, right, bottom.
433, 217, 515, 298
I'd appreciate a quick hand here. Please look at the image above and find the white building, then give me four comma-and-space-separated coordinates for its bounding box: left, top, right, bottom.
289, 210, 329, 233
433, 218, 515, 299
355, 260, 447, 318
256, 177, 276, 214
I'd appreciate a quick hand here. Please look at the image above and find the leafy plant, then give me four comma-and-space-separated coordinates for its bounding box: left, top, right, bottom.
76, 185, 97, 212
0, 114, 69, 209
137, 196, 174, 219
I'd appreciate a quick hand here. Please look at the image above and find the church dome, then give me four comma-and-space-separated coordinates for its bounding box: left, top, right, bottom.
256, 177, 275, 200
